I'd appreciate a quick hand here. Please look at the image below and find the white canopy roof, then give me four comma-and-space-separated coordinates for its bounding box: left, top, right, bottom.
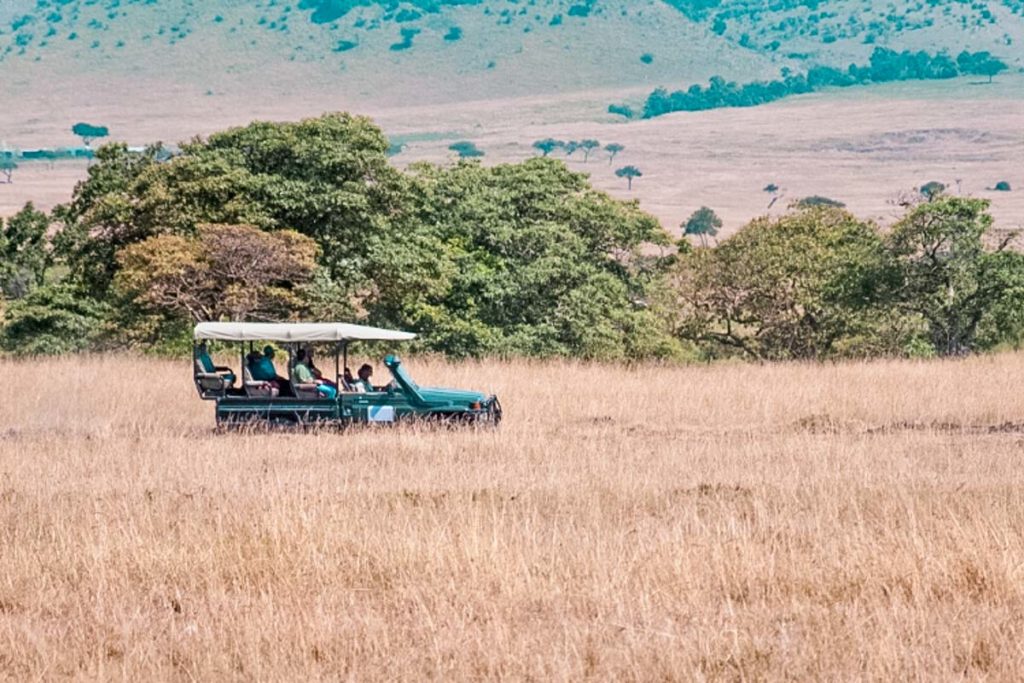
194, 322, 416, 343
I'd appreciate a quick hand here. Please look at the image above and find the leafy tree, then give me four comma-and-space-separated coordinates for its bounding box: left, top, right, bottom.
607, 104, 634, 119
563, 140, 581, 158
532, 138, 563, 157
0, 150, 16, 183
400, 158, 681, 359
0, 284, 108, 355
0, 203, 51, 299
796, 195, 845, 209
579, 139, 600, 162
958, 50, 1008, 83
920, 181, 946, 200
52, 143, 169, 293
886, 196, 1024, 355
72, 122, 110, 147
615, 165, 642, 190
448, 140, 484, 158
763, 183, 779, 194
994, 181, 1012, 192
56, 114, 417, 317
682, 206, 722, 247
671, 207, 898, 360
114, 224, 320, 324
604, 143, 624, 165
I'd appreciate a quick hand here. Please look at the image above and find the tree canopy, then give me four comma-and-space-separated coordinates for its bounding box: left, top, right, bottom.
34, 114, 680, 360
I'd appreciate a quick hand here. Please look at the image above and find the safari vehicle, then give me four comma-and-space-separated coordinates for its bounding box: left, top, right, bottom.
192, 322, 501, 427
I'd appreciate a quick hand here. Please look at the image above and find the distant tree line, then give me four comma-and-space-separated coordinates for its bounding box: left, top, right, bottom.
3, 113, 1023, 363
639, 49, 1009, 118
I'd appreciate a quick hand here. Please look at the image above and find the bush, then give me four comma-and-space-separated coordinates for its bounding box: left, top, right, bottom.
796, 195, 845, 209
448, 141, 484, 158
0, 284, 108, 356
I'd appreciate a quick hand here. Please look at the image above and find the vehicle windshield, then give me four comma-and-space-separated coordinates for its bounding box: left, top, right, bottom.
389, 361, 419, 390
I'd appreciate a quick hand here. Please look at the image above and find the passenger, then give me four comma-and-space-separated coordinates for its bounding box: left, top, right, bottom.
294, 349, 338, 399
342, 367, 355, 390
250, 346, 291, 396
354, 363, 375, 393
305, 348, 337, 389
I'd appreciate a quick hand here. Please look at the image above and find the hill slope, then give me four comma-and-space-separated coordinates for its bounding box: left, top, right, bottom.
1, 0, 1021, 108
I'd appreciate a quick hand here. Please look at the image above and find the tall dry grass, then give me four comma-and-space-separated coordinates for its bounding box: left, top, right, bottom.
2, 354, 1024, 680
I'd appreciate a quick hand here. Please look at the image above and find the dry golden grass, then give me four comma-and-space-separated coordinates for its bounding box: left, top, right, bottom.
3, 354, 1024, 680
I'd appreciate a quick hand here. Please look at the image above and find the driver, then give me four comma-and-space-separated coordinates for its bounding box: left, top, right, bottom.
354, 364, 375, 393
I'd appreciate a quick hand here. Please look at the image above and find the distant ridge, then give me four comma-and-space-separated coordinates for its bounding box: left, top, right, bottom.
1, 0, 1019, 107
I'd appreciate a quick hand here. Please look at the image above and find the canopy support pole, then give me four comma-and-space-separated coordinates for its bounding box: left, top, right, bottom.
342, 342, 349, 387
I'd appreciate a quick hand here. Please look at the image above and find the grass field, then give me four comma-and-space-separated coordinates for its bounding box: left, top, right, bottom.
3, 354, 1024, 678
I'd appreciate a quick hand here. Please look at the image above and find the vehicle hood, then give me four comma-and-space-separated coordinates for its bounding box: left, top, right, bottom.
417, 386, 489, 406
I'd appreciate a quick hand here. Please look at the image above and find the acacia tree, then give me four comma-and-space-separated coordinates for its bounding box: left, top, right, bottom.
920, 181, 946, 201
616, 165, 642, 190
532, 138, 563, 157
72, 122, 110, 148
683, 206, 722, 247
0, 150, 16, 183
579, 139, 600, 162
605, 143, 624, 165
114, 224, 319, 323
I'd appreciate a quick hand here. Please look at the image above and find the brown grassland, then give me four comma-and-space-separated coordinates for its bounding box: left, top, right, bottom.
2, 354, 1024, 679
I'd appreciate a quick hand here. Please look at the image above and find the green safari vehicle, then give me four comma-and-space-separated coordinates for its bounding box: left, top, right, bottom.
192, 322, 502, 427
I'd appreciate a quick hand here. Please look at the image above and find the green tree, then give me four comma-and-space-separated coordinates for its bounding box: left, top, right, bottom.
57, 114, 418, 318
615, 165, 642, 190
0, 203, 51, 299
796, 195, 845, 209
448, 141, 484, 158
563, 140, 581, 158
579, 139, 600, 162
0, 284, 108, 355
72, 122, 110, 147
0, 150, 16, 183
532, 138, 563, 157
401, 158, 681, 359
887, 196, 1024, 355
920, 181, 946, 200
604, 143, 624, 165
52, 143, 168, 293
671, 207, 899, 360
682, 206, 722, 247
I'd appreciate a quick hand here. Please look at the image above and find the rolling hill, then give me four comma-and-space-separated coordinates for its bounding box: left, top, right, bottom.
1, 0, 1020, 109
1, 1, 1022, 231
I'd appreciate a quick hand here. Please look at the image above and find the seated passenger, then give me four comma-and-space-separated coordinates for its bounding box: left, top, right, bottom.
196, 342, 235, 385
354, 363, 375, 393
294, 349, 338, 399
250, 346, 292, 397
342, 367, 355, 391
305, 348, 337, 389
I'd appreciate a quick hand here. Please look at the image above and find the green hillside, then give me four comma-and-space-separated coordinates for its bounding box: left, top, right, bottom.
1, 0, 1019, 106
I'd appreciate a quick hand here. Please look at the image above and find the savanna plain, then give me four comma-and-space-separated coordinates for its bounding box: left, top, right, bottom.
3, 354, 1024, 679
